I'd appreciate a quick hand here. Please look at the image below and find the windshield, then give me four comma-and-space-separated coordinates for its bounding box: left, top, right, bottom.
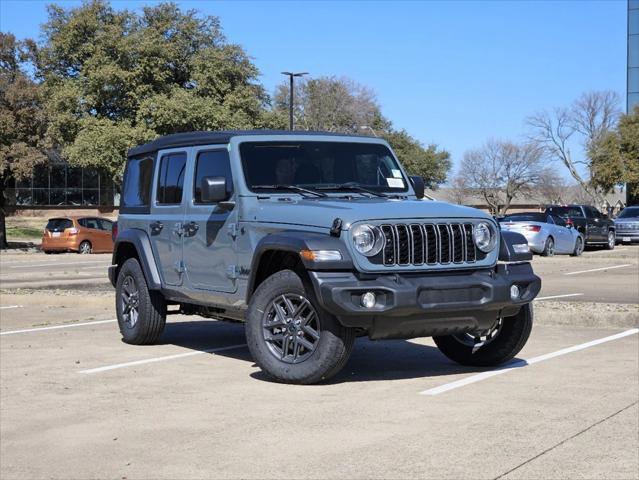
502, 213, 547, 223
618, 207, 639, 218
239, 141, 408, 193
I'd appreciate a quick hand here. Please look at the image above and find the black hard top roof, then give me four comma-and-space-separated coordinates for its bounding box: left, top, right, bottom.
127, 130, 375, 157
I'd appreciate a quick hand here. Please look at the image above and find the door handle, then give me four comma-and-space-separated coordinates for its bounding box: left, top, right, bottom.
150, 221, 163, 235
183, 221, 199, 237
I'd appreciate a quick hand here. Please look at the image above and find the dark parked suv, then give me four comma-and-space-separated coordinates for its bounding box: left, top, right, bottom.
545, 205, 616, 249
109, 131, 541, 384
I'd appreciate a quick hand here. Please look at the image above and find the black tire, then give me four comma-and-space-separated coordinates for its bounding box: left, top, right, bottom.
433, 303, 533, 367
43, 250, 52, 254
605, 230, 615, 250
116, 257, 166, 345
571, 236, 584, 257
541, 237, 555, 257
246, 269, 355, 384
79, 240, 92, 254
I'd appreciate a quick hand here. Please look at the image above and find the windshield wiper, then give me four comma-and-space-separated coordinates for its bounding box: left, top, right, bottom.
315, 182, 387, 198
252, 184, 327, 198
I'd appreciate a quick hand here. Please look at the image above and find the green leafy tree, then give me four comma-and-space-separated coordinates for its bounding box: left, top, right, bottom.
590, 106, 639, 200
0, 33, 48, 248
32, 0, 283, 182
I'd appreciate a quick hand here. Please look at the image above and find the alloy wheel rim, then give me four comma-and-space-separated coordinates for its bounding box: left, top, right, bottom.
120, 275, 140, 328
80, 242, 91, 254
608, 232, 615, 248
452, 317, 503, 352
262, 293, 321, 364
548, 239, 554, 256
576, 238, 583, 254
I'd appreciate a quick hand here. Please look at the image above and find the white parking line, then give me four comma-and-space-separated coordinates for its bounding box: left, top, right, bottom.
535, 293, 584, 301
0, 319, 117, 336
79, 344, 248, 374
420, 328, 639, 396
0, 305, 23, 310
6, 261, 109, 269
564, 264, 632, 276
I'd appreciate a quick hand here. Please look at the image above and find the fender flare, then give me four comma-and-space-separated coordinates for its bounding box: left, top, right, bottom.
499, 230, 533, 262
111, 228, 162, 290
247, 231, 353, 298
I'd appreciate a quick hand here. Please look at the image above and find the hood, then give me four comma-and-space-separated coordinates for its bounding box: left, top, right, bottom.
615, 216, 639, 222
248, 197, 492, 229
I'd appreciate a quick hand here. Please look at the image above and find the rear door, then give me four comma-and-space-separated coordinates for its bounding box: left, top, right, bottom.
585, 206, 605, 241
149, 149, 189, 286
182, 146, 238, 293
98, 219, 114, 252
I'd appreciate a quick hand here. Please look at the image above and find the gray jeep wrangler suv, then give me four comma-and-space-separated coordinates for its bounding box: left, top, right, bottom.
109, 131, 541, 384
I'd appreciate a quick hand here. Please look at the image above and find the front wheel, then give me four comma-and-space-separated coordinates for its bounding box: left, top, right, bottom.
246, 269, 355, 384
433, 303, 533, 367
605, 230, 615, 250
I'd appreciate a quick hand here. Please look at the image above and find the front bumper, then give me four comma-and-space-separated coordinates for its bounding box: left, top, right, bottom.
309, 263, 541, 339
616, 230, 639, 243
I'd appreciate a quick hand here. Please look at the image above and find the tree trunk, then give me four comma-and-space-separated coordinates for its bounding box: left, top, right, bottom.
0, 188, 7, 249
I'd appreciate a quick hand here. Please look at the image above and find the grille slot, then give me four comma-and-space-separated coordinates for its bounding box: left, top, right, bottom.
378, 222, 482, 267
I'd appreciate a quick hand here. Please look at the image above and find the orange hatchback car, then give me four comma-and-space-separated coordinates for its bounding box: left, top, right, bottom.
41, 216, 114, 254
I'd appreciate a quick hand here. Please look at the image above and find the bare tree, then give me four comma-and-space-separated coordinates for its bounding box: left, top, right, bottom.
527, 90, 621, 205
533, 169, 566, 206
448, 174, 470, 205
459, 140, 544, 215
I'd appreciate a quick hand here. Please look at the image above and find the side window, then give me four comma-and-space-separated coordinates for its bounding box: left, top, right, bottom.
157, 152, 187, 205
99, 219, 113, 232
122, 156, 154, 208
552, 215, 567, 227
546, 215, 555, 224
193, 150, 234, 204
78, 218, 87, 228
85, 218, 100, 230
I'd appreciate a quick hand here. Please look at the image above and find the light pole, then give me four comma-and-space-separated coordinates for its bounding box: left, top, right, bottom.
281, 71, 308, 130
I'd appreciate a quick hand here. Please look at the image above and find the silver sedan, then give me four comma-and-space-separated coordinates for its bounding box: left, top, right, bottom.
499, 212, 584, 256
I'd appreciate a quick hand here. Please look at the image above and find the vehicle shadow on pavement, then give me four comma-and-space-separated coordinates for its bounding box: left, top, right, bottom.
159, 319, 491, 384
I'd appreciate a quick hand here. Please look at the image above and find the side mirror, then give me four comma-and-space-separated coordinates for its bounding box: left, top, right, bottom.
201, 176, 228, 203
409, 175, 425, 199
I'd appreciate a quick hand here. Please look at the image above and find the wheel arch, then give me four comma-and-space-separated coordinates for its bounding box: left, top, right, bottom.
111, 229, 162, 290
246, 231, 353, 302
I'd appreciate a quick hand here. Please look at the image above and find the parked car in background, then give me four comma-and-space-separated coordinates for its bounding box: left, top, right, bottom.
41, 216, 114, 254
499, 212, 584, 256
614, 206, 639, 244
545, 205, 615, 249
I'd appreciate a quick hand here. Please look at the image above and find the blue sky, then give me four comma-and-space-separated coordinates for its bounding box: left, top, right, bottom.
0, 0, 627, 177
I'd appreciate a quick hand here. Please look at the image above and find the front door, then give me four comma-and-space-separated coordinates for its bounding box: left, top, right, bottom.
149, 149, 188, 286
183, 146, 237, 293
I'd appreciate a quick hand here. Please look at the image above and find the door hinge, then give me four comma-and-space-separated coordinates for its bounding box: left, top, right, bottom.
227, 223, 238, 239
226, 264, 240, 279
174, 260, 186, 274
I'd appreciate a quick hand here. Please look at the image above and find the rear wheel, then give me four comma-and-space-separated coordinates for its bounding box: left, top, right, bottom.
246, 269, 355, 384
433, 303, 533, 367
79, 240, 92, 254
116, 258, 166, 345
541, 237, 555, 257
571, 236, 584, 256
605, 230, 615, 250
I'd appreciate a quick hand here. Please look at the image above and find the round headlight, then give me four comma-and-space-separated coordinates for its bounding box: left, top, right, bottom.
351, 224, 384, 257
473, 222, 497, 253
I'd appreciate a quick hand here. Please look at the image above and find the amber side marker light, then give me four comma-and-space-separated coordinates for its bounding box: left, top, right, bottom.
300, 250, 342, 262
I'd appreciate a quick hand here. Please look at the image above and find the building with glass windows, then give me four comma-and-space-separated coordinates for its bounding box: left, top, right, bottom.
5, 163, 118, 211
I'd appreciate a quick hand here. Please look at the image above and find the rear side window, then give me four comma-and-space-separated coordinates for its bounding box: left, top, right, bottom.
548, 206, 583, 218
122, 156, 154, 209
551, 215, 567, 227
157, 152, 187, 205
99, 219, 113, 232
46, 218, 73, 232
79, 218, 100, 230
193, 150, 234, 204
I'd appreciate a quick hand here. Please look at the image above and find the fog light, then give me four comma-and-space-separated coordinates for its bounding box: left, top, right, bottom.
510, 285, 520, 300
361, 292, 376, 308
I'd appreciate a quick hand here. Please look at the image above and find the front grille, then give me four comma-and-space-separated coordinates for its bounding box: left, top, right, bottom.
616, 223, 639, 232
376, 223, 485, 267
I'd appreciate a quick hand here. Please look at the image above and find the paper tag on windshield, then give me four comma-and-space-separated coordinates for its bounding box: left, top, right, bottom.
387, 178, 404, 188
391, 169, 402, 178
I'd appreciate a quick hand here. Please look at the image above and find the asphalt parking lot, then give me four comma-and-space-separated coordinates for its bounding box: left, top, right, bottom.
1, 246, 638, 479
